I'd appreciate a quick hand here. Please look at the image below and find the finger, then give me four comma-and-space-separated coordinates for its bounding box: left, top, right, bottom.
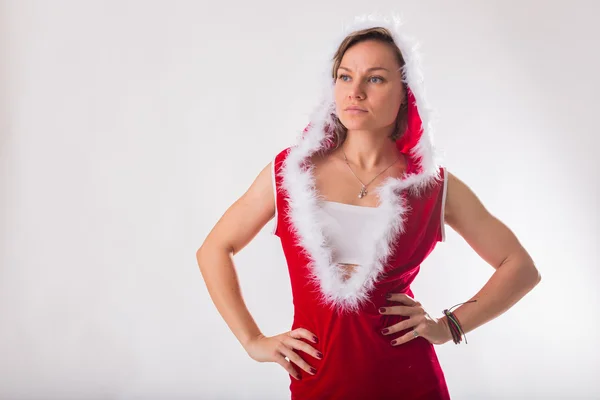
284, 336, 323, 360
278, 344, 317, 376
379, 305, 422, 316
274, 353, 302, 380
386, 293, 420, 306
390, 328, 421, 347
380, 318, 418, 336
289, 328, 319, 344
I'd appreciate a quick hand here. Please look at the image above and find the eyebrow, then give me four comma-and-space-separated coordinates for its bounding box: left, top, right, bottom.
338, 66, 390, 72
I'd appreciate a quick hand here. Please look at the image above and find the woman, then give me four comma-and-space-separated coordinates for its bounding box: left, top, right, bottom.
197, 14, 541, 399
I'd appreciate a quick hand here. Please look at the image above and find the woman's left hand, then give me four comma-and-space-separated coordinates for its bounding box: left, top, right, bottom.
379, 293, 452, 346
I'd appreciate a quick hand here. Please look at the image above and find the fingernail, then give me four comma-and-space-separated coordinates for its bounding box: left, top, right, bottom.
313, 336, 318, 343
391, 339, 397, 345
381, 328, 389, 334
310, 367, 317, 374
317, 352, 323, 359
386, 293, 392, 299
379, 307, 386, 313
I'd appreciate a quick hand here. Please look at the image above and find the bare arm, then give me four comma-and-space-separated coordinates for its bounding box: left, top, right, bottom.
196, 161, 276, 349
442, 171, 542, 335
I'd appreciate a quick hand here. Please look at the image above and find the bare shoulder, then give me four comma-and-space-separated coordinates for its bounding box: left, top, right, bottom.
244, 161, 275, 207
444, 171, 489, 226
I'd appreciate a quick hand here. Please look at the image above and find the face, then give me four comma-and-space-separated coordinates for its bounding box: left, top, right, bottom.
334, 40, 405, 134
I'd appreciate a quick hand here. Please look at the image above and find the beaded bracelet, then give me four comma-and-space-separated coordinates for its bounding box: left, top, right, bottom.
443, 299, 477, 344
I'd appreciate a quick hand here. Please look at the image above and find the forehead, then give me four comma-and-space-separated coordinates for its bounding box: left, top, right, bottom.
339, 40, 398, 70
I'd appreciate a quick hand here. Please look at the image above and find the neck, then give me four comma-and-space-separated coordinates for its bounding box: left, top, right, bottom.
339, 128, 399, 170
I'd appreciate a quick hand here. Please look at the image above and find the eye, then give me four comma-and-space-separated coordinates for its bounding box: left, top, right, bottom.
337, 74, 384, 83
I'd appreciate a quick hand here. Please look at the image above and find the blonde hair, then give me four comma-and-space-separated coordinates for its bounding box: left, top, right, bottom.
330, 27, 408, 148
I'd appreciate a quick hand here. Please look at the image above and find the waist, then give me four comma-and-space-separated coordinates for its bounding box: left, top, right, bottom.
289, 331, 448, 399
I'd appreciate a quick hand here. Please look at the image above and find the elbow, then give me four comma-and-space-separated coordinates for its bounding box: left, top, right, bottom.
196, 245, 213, 281
196, 240, 233, 272
527, 262, 542, 288
533, 261, 542, 282
196, 241, 212, 271
515, 263, 541, 296
534, 268, 542, 285
196, 246, 205, 270
518, 251, 541, 287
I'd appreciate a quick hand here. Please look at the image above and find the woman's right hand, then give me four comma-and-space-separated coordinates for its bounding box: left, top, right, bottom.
244, 328, 323, 380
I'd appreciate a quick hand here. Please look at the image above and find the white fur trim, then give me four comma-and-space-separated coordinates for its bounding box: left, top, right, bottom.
441, 167, 448, 242
280, 13, 442, 314
271, 158, 278, 236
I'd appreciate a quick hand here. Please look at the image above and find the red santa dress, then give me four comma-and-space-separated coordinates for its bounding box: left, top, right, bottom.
271, 14, 451, 400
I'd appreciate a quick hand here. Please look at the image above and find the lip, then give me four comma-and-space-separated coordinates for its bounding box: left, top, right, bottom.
345, 106, 367, 112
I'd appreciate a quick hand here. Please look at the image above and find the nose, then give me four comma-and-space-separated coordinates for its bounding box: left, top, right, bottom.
348, 81, 365, 100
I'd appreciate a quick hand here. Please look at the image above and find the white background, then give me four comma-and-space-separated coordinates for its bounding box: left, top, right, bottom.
1, 0, 599, 399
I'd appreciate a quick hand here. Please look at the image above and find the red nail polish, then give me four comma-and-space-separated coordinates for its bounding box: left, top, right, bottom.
379, 307, 386, 313
317, 352, 323, 359
381, 328, 389, 334
391, 339, 397, 345
386, 293, 392, 299
310, 367, 317, 374
313, 336, 318, 343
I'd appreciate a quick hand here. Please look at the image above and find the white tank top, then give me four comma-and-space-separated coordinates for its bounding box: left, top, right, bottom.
320, 201, 389, 266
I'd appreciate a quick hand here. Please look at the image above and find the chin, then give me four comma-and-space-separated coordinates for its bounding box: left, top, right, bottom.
339, 120, 376, 131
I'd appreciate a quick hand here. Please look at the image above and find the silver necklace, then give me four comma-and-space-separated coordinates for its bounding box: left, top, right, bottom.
342, 149, 402, 199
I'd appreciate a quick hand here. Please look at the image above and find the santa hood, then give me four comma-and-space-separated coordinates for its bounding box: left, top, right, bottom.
279, 13, 443, 314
